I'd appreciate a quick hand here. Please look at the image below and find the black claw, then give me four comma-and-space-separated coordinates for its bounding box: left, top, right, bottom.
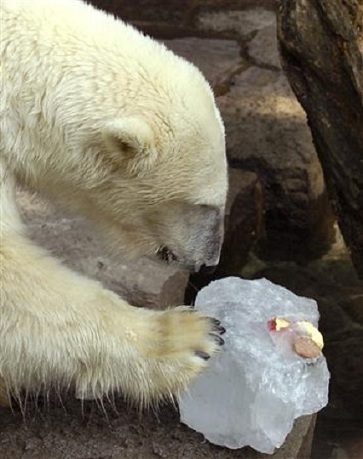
211, 334, 225, 346
209, 318, 226, 335
210, 318, 221, 327
196, 351, 210, 360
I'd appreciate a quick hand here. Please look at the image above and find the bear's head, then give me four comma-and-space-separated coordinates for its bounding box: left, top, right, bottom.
76, 61, 228, 273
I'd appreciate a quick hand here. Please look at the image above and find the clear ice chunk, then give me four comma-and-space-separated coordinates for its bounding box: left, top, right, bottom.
178, 277, 330, 454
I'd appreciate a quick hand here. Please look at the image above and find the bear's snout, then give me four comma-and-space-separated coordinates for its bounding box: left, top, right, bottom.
194, 209, 224, 271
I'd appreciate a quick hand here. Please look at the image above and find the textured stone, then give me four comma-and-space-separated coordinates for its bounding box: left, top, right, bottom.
89, 0, 191, 24
343, 289, 363, 326
218, 169, 264, 275
278, 0, 363, 275
324, 328, 363, 420
164, 37, 242, 84
220, 67, 317, 166
198, 9, 276, 36
316, 298, 363, 421
0, 399, 316, 459
248, 24, 280, 67
89, 1, 276, 29
218, 66, 334, 261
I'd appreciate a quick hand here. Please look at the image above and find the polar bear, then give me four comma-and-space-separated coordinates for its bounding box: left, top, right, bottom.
0, 0, 228, 406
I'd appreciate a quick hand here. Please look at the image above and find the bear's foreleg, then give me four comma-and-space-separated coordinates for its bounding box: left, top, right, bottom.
0, 170, 223, 406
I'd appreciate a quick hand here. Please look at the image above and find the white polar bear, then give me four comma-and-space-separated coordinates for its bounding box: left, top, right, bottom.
0, 0, 228, 406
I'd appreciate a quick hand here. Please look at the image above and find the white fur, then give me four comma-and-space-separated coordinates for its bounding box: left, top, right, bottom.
0, 0, 228, 405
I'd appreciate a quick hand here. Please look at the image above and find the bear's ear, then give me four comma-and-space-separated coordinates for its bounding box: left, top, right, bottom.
102, 117, 158, 176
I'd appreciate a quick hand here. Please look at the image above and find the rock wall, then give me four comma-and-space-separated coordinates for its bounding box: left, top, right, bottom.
277, 0, 363, 276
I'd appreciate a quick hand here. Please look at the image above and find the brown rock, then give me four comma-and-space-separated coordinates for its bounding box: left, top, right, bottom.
197, 8, 276, 36
89, 1, 277, 28
324, 329, 363, 420
248, 23, 280, 68
218, 169, 264, 276
219, 64, 335, 261
277, 0, 363, 276
88, 0, 192, 25
339, 286, 363, 327
0, 396, 316, 459
164, 37, 242, 85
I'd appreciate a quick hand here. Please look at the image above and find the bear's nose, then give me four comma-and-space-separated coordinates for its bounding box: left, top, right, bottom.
199, 264, 217, 276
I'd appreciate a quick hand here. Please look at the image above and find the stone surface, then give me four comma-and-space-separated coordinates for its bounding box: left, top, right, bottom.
218, 65, 335, 261
219, 169, 264, 275
89, 1, 277, 28
323, 328, 363, 419
248, 24, 280, 68
197, 9, 276, 36
277, 0, 363, 275
343, 288, 363, 326
0, 400, 315, 459
164, 38, 242, 84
